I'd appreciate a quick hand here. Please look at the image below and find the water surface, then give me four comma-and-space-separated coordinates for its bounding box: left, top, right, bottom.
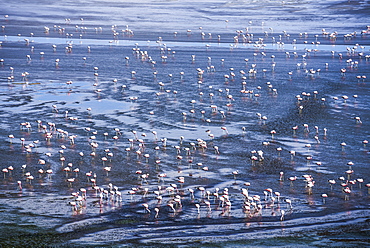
0, 0, 370, 247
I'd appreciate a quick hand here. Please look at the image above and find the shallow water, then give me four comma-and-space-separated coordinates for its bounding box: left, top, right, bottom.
1, 0, 370, 247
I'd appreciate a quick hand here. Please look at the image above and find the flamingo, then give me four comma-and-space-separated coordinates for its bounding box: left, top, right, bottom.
343, 187, 351, 200
285, 199, 293, 209
143, 203, 151, 213
322, 194, 328, 204
280, 210, 285, 221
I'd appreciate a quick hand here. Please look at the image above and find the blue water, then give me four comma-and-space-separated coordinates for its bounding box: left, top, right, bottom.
0, 0, 370, 247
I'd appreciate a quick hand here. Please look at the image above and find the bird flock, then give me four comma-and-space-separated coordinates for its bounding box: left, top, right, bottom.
0, 14, 370, 226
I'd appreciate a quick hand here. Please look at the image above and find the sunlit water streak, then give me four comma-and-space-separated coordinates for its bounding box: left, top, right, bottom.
2, 34, 361, 52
